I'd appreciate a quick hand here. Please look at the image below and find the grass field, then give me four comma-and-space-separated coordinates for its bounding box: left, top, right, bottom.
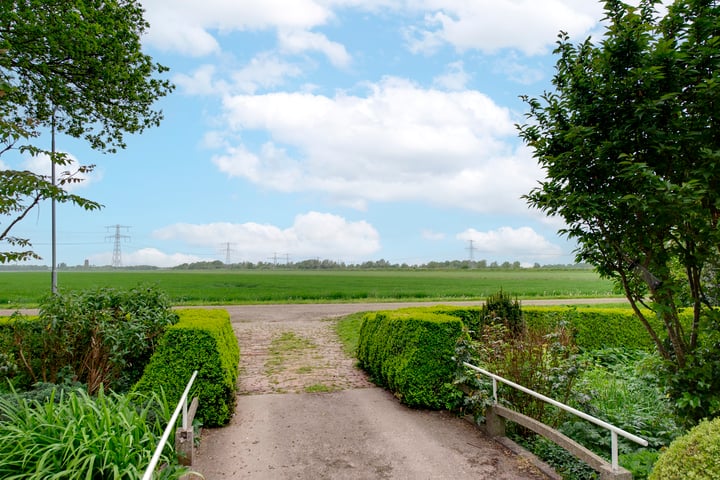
0, 269, 618, 307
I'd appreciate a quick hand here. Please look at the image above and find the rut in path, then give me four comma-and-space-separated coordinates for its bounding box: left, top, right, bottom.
233, 319, 373, 395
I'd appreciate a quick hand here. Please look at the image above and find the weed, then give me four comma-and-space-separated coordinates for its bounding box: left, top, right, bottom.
304, 383, 336, 393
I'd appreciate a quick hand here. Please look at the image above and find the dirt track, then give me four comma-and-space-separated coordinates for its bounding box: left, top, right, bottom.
190, 301, 604, 479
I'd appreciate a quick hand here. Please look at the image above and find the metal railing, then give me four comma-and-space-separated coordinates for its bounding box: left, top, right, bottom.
141, 370, 198, 480
463, 362, 648, 472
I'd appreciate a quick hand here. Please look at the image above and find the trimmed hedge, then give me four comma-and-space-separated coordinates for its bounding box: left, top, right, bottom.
522, 307, 664, 350
357, 308, 465, 409
649, 416, 720, 479
422, 305, 677, 351
133, 308, 239, 427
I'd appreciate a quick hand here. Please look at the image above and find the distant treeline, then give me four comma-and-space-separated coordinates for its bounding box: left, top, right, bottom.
0, 259, 593, 272
170, 259, 592, 271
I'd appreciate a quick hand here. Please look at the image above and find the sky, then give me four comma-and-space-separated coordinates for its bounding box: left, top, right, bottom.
5, 0, 622, 268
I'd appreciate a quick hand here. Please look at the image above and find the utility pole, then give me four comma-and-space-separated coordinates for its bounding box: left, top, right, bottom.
50, 110, 58, 293
106, 225, 130, 267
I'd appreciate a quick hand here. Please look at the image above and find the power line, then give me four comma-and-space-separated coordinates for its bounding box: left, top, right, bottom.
105, 225, 130, 267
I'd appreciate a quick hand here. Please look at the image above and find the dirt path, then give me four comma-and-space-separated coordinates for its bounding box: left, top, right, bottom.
193, 302, 560, 479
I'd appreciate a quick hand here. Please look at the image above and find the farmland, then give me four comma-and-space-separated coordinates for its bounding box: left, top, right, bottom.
0, 268, 618, 307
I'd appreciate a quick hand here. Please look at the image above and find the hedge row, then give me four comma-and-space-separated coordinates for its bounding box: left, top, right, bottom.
421, 305, 676, 351
355, 305, 687, 411
357, 308, 465, 410
133, 308, 239, 427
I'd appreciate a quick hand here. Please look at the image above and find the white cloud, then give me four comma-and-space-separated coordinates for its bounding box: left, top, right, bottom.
493, 55, 546, 85
405, 1, 601, 56
152, 212, 381, 262
433, 61, 469, 91
173, 65, 225, 95
174, 55, 303, 96
142, 0, 332, 56
89, 248, 203, 268
457, 226, 563, 261
142, 1, 603, 61
230, 53, 304, 93
212, 77, 541, 214
278, 30, 351, 68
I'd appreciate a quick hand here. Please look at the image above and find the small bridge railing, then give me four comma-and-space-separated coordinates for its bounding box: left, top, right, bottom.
141, 370, 198, 480
463, 362, 647, 478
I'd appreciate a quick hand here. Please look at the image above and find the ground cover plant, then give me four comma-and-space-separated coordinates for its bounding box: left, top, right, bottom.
0, 268, 617, 307
0, 387, 189, 480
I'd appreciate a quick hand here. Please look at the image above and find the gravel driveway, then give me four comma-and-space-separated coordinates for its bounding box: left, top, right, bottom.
192, 302, 570, 479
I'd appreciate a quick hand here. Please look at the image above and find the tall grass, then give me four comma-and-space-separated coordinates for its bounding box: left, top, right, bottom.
0, 387, 189, 479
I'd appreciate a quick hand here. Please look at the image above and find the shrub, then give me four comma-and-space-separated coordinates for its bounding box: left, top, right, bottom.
133, 308, 239, 427
0, 386, 188, 479
457, 319, 579, 426
4, 286, 178, 393
659, 310, 720, 426
480, 289, 523, 336
357, 309, 465, 409
649, 417, 720, 480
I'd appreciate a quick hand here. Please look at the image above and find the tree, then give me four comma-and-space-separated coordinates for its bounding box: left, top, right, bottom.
0, 0, 174, 263
518, 0, 719, 378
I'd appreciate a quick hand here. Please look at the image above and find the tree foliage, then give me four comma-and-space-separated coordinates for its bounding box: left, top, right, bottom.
0, 0, 173, 263
518, 0, 719, 390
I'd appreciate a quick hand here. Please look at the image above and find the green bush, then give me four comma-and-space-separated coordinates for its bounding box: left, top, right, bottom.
1, 286, 178, 393
0, 386, 188, 479
649, 417, 720, 480
357, 309, 465, 409
481, 289, 523, 335
133, 308, 239, 427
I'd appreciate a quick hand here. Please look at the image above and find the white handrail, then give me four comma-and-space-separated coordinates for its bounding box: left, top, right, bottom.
463, 362, 648, 471
141, 370, 198, 480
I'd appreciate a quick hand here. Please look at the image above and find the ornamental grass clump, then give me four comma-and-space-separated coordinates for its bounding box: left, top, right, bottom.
0, 386, 189, 479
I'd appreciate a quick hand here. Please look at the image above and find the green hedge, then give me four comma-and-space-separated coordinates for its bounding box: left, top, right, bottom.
357, 308, 465, 410
649, 416, 720, 479
133, 309, 239, 427
522, 307, 658, 350
421, 305, 676, 351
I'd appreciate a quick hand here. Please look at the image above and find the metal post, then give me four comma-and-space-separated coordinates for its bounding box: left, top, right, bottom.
50, 111, 57, 294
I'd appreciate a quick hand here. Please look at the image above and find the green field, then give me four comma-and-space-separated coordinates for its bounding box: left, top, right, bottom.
0, 269, 618, 307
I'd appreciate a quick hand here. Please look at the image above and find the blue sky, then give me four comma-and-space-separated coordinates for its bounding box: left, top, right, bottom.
7, 0, 620, 268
